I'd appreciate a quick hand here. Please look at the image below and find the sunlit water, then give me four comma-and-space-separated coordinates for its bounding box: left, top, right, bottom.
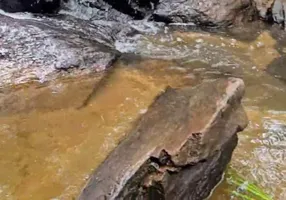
0, 23, 286, 200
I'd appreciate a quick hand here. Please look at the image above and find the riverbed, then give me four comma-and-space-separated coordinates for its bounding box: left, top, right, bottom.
0, 22, 285, 199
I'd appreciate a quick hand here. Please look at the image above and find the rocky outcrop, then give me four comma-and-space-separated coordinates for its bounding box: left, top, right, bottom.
271, 0, 286, 26
153, 0, 256, 26
267, 55, 286, 81
0, 0, 262, 26
0, 14, 120, 86
79, 78, 248, 200
254, 0, 275, 19
61, 0, 133, 22
63, 0, 259, 25
254, 0, 286, 27
0, 0, 61, 13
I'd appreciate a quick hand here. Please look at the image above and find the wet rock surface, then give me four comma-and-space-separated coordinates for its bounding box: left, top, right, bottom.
254, 0, 286, 27
267, 55, 286, 81
61, 0, 133, 22
79, 78, 248, 200
0, 14, 119, 87
254, 0, 275, 19
153, 0, 256, 25
64, 0, 259, 25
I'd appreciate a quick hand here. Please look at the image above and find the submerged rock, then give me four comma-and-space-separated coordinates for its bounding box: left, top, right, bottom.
267, 55, 286, 81
79, 78, 248, 200
0, 0, 61, 13
0, 14, 120, 86
153, 0, 256, 26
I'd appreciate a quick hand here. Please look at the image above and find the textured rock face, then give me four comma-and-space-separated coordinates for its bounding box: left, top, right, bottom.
0, 14, 119, 86
0, 0, 61, 13
153, 0, 256, 25
63, 0, 258, 25
79, 78, 248, 200
61, 0, 133, 22
267, 56, 286, 81
271, 0, 286, 26
254, 0, 275, 19
254, 0, 286, 26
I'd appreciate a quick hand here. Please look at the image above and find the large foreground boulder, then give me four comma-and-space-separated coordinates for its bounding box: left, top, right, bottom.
153, 0, 256, 25
0, 14, 120, 86
79, 78, 248, 200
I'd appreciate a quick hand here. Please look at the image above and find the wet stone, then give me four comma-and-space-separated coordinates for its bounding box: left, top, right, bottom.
267, 55, 286, 82
272, 0, 286, 26
61, 0, 133, 22
0, 14, 120, 87
79, 78, 248, 200
153, 0, 256, 26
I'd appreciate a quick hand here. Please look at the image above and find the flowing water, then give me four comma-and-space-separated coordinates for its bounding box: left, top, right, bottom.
0, 22, 286, 200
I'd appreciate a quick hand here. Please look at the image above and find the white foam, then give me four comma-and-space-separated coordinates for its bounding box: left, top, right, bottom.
0, 9, 37, 20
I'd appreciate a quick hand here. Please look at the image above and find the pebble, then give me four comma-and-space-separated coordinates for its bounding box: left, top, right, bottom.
195, 38, 203, 43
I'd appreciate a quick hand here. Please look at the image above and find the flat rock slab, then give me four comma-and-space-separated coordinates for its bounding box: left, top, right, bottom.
0, 14, 119, 87
79, 78, 248, 200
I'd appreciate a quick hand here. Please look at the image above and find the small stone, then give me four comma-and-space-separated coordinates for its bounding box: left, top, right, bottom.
195, 44, 202, 49
139, 109, 148, 114
195, 38, 203, 43
256, 41, 264, 48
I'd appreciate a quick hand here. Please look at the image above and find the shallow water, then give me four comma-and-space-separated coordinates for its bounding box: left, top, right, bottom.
0, 24, 286, 200
0, 59, 196, 200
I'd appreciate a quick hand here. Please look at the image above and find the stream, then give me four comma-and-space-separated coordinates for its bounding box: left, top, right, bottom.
0, 19, 286, 199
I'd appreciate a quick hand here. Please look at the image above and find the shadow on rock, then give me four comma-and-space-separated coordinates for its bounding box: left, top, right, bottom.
266, 54, 286, 82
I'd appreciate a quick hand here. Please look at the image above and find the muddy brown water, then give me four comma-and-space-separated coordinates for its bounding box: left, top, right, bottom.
1, 25, 286, 200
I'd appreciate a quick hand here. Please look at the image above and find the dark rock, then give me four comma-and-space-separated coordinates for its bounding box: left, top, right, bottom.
0, 14, 120, 86
79, 78, 248, 200
102, 0, 158, 19
61, 0, 133, 22
0, 0, 61, 13
267, 55, 286, 81
62, 0, 159, 20
153, 0, 256, 26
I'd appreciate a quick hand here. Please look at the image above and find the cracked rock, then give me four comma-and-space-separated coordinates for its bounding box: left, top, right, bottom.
79, 77, 248, 200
